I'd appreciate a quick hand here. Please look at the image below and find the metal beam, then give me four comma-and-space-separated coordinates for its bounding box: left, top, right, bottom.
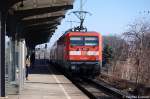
25, 22, 60, 29
24, 20, 60, 27
24, 19, 59, 26
22, 15, 65, 25
15, 5, 73, 19
28, 28, 56, 33
7, 0, 74, 10
33, 30, 55, 34
0, 11, 5, 97
26, 25, 57, 32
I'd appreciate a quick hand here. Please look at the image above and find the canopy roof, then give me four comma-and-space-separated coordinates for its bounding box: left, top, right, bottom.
1, 0, 74, 48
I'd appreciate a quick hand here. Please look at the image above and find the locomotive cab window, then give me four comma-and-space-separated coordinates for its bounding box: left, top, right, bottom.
70, 36, 98, 46
85, 36, 98, 46
70, 36, 84, 46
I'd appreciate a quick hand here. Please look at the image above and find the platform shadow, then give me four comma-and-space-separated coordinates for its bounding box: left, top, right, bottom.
29, 59, 61, 75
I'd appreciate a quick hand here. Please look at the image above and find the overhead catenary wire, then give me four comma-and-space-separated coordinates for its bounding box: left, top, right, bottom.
67, 0, 91, 31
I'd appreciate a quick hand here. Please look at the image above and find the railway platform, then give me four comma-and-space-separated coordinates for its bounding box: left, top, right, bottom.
7, 61, 89, 99
0, 0, 74, 97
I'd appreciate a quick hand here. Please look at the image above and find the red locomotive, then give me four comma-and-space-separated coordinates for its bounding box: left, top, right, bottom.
50, 31, 102, 77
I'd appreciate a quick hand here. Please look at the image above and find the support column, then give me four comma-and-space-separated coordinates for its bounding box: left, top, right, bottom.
0, 11, 5, 97
9, 39, 16, 81
18, 40, 26, 92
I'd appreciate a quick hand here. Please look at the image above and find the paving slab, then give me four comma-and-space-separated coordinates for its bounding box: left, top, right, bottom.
7, 64, 89, 99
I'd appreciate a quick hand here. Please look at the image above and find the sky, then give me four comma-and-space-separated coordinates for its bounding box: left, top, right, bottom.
47, 0, 150, 47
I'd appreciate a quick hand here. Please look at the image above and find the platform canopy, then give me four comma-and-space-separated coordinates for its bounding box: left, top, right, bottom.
1, 0, 74, 48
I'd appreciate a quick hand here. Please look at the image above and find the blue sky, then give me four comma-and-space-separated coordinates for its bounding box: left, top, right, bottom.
48, 0, 150, 47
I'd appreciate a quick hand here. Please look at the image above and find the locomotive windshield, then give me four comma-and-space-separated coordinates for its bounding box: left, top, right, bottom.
70, 36, 84, 46
70, 36, 98, 46
84, 37, 98, 46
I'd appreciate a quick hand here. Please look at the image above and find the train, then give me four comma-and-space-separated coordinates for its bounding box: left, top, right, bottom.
50, 31, 102, 77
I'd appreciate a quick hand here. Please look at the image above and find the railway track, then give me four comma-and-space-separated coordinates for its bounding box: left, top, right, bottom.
69, 76, 136, 99
50, 64, 149, 99
50, 64, 111, 98
71, 76, 150, 99
71, 77, 114, 99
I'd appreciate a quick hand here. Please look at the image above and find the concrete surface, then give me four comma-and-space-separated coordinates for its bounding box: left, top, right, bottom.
7, 64, 89, 99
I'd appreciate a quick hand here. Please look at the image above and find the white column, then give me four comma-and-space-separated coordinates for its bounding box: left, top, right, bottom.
18, 40, 26, 92
8, 38, 15, 82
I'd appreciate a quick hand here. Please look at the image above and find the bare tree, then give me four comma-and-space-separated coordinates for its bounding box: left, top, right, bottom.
103, 18, 150, 84
103, 35, 129, 77
124, 19, 150, 92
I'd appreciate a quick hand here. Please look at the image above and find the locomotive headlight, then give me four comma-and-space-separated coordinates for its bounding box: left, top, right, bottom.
69, 51, 81, 55
87, 51, 99, 55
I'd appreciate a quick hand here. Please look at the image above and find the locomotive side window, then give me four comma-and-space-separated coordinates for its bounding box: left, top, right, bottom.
85, 36, 98, 46
70, 36, 84, 46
